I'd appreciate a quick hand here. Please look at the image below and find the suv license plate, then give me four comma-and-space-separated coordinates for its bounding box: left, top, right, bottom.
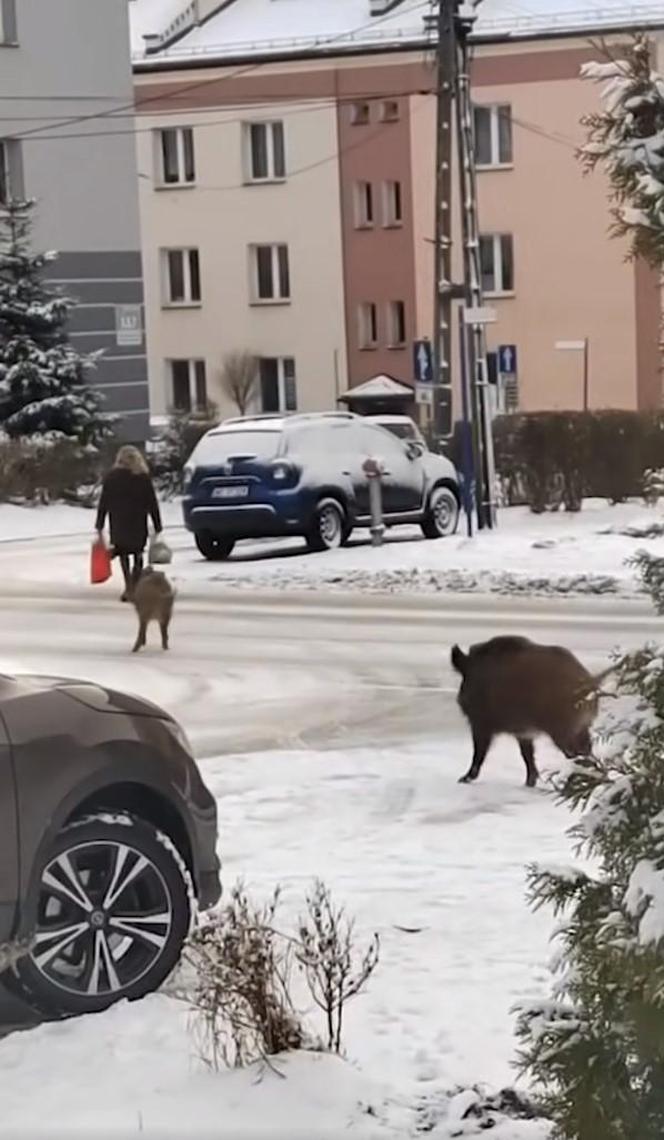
212, 486, 249, 500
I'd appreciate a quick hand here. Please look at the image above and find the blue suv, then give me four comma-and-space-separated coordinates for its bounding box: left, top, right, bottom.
182, 412, 460, 560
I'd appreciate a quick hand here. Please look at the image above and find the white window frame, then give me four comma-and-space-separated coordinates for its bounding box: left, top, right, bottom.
479, 233, 514, 296
161, 248, 202, 307
387, 300, 406, 348
358, 302, 378, 349
354, 181, 373, 228
168, 358, 207, 413
382, 180, 402, 227
258, 356, 297, 413
249, 243, 290, 304
244, 121, 286, 183
474, 104, 513, 169
155, 126, 195, 187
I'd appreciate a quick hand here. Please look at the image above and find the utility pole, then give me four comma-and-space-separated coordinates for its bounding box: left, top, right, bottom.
430, 0, 457, 445
428, 0, 497, 526
453, 2, 496, 528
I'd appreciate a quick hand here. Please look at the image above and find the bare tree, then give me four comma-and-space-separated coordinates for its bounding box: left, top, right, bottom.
220, 351, 259, 416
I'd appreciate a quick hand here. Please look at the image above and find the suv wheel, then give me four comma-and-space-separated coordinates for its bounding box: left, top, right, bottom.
422, 486, 459, 539
307, 499, 345, 552
195, 531, 235, 561
10, 814, 193, 1018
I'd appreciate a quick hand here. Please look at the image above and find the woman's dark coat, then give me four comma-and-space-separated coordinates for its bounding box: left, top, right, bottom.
96, 468, 162, 555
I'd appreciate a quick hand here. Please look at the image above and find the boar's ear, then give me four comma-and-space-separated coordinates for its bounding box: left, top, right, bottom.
451, 645, 468, 676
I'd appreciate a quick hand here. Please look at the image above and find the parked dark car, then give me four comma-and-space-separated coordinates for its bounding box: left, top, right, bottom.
0, 673, 220, 1018
182, 412, 461, 560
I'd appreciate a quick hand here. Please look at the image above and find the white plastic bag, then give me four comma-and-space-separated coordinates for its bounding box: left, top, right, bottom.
148, 533, 172, 565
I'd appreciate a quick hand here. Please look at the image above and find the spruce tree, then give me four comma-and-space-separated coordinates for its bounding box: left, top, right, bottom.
516, 579, 664, 1138
0, 198, 113, 445
580, 34, 664, 268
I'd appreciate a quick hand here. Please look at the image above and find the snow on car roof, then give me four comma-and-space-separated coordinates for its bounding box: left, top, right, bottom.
212, 418, 286, 434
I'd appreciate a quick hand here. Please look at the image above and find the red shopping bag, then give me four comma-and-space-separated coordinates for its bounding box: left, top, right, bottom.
90, 538, 112, 585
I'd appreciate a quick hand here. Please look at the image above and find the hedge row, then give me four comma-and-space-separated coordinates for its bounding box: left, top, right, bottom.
491, 411, 664, 512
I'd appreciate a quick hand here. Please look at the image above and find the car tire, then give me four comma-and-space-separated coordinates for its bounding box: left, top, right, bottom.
195, 531, 235, 561
9, 814, 193, 1019
306, 498, 345, 553
421, 486, 460, 539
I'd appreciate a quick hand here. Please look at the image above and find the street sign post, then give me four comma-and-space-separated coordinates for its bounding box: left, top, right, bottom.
463, 306, 497, 326
413, 338, 433, 384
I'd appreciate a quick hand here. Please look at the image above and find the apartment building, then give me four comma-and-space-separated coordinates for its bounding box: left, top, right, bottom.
131, 0, 664, 426
0, 0, 148, 440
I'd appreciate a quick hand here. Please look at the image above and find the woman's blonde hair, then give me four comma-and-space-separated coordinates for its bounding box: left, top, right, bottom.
114, 444, 148, 476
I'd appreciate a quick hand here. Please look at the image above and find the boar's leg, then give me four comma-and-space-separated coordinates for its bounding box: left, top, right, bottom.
132, 618, 148, 654
458, 730, 492, 784
517, 738, 539, 788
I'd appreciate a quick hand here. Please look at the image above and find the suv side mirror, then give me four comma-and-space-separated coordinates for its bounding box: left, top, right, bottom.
406, 440, 424, 460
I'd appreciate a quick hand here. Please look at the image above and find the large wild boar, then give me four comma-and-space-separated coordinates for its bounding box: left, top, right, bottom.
451, 635, 610, 787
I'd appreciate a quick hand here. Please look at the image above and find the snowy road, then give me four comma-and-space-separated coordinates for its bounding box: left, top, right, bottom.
0, 585, 656, 755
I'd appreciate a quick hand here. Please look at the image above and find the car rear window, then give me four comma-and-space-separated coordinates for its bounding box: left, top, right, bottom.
379, 422, 414, 440
189, 430, 282, 467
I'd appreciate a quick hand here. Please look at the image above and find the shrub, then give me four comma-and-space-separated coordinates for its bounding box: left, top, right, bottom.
0, 435, 110, 505
149, 406, 218, 497
493, 410, 664, 511
183, 879, 380, 1070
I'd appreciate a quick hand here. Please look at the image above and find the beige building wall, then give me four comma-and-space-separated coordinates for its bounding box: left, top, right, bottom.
475, 63, 637, 412
409, 34, 663, 416
136, 97, 347, 421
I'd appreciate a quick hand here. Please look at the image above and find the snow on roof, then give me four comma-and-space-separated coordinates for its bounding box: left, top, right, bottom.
131, 0, 664, 66
342, 375, 414, 398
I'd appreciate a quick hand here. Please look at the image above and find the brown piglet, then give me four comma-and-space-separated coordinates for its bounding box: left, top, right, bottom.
131, 567, 175, 653
451, 635, 611, 787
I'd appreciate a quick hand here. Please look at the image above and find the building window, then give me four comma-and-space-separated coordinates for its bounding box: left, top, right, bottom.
156, 127, 195, 185
387, 300, 406, 347
354, 181, 373, 228
245, 122, 286, 182
259, 357, 297, 412
381, 100, 400, 123
250, 243, 290, 302
0, 1, 17, 44
169, 359, 207, 413
358, 302, 378, 349
350, 102, 370, 125
473, 105, 513, 167
162, 248, 201, 305
479, 234, 514, 295
382, 180, 402, 226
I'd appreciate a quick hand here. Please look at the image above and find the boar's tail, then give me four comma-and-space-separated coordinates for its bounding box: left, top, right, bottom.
451, 645, 468, 677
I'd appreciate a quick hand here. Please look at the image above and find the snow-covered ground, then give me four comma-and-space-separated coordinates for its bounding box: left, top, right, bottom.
0, 738, 567, 1137
1, 498, 663, 599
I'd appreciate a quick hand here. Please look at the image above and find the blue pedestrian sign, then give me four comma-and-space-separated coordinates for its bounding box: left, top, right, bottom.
498, 344, 517, 375
413, 339, 433, 384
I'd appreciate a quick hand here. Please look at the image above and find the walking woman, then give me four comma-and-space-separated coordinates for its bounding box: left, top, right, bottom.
96, 445, 163, 601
